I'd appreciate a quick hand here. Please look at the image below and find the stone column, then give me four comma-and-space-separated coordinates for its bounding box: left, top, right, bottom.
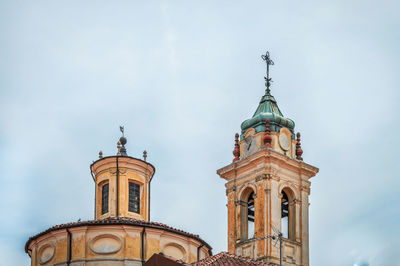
288, 200, 296, 241
236, 199, 247, 241
295, 199, 301, 242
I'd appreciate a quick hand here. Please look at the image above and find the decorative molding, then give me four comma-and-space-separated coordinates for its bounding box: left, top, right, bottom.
38, 243, 55, 265
161, 242, 187, 261
218, 148, 318, 181
263, 173, 272, 180
237, 183, 257, 200
293, 199, 302, 204
235, 200, 247, 207
300, 185, 310, 194
89, 234, 123, 255
226, 186, 236, 194
278, 182, 300, 200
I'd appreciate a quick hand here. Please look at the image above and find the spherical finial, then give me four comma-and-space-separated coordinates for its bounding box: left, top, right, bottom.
118, 126, 128, 156
263, 119, 272, 148
119, 136, 127, 146
99, 151, 103, 159
233, 133, 240, 162
117, 141, 121, 156
296, 132, 303, 161
143, 150, 147, 161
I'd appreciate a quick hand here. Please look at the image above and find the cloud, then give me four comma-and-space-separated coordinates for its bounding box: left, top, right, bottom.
1, 1, 399, 265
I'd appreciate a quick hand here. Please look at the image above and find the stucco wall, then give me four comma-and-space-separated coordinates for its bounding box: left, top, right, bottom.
27, 224, 211, 266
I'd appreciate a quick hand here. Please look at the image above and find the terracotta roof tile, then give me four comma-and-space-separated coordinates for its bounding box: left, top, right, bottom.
192, 252, 276, 266
25, 217, 211, 253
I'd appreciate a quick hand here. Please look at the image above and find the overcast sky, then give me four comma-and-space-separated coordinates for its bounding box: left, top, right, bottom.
0, 1, 399, 265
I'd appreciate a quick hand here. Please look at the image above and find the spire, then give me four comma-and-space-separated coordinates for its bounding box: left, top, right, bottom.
241, 52, 295, 137
261, 51, 274, 95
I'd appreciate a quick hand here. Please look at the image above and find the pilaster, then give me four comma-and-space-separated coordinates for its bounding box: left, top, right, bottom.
255, 177, 265, 258
300, 189, 310, 266
270, 179, 280, 259
226, 189, 236, 253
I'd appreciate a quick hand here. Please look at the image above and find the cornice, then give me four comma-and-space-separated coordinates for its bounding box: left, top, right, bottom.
91, 156, 155, 178
217, 148, 318, 181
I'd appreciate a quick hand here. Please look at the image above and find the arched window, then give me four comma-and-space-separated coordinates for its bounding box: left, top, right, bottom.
247, 191, 255, 239
281, 191, 289, 238
281, 188, 296, 240
240, 187, 255, 240
129, 182, 140, 214
101, 183, 109, 215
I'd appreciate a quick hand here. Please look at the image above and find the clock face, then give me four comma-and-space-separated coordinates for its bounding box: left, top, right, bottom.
244, 136, 258, 157
279, 133, 290, 151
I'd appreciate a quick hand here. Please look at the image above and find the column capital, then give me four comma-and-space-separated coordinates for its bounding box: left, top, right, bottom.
226, 186, 236, 195
235, 200, 247, 207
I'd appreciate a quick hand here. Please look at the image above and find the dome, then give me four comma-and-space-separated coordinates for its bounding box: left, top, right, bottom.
241, 92, 295, 139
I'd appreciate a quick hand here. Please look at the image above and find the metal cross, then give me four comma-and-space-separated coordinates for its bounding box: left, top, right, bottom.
261, 51, 274, 94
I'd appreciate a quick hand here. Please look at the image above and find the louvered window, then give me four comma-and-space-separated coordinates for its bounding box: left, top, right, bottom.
129, 182, 140, 213
101, 183, 109, 215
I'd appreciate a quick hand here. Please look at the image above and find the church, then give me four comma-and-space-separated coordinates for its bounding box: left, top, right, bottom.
25, 52, 318, 266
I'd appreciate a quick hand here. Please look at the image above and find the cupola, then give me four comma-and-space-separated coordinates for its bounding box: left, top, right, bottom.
90, 127, 155, 221
240, 91, 295, 138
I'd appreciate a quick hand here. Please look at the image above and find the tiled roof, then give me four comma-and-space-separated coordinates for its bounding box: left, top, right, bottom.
192, 252, 276, 266
25, 217, 212, 253
145, 253, 189, 266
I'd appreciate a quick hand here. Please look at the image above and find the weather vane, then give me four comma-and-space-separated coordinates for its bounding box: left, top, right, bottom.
261, 51, 274, 94
120, 126, 124, 137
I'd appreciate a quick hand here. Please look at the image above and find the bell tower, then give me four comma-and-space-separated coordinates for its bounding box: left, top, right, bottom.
217, 52, 318, 266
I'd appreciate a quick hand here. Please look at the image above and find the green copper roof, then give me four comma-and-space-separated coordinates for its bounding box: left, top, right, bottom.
240, 91, 295, 139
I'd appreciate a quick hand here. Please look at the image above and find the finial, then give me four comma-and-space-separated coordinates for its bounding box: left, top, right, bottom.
233, 133, 240, 162
99, 151, 103, 159
263, 119, 272, 148
261, 51, 274, 94
143, 150, 147, 161
296, 132, 303, 161
117, 141, 121, 156
119, 126, 128, 156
